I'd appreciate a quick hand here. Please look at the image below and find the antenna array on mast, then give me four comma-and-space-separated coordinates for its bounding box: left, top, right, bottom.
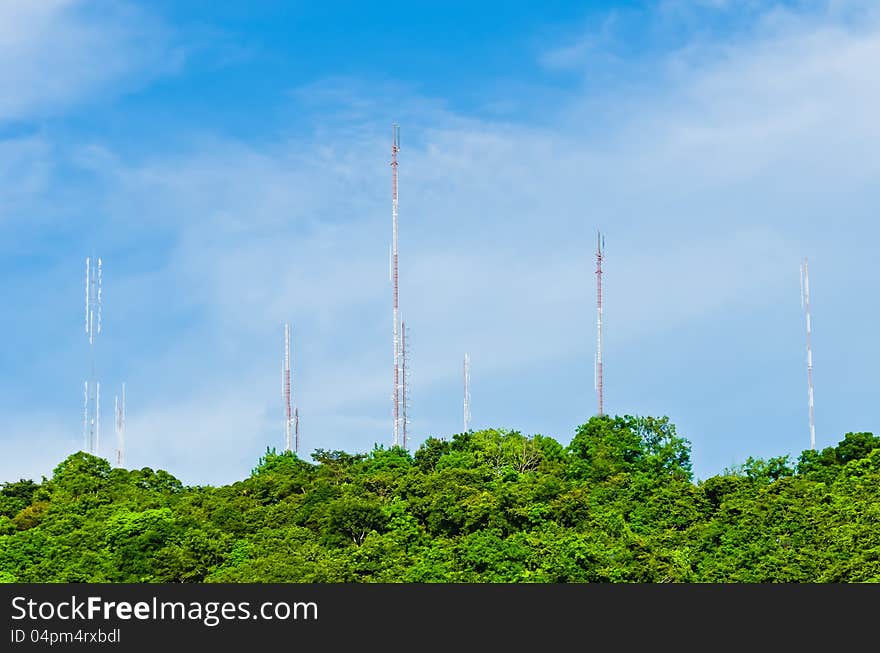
800, 258, 816, 450
283, 323, 293, 453
401, 321, 411, 449
390, 123, 403, 447
83, 256, 103, 455
595, 232, 605, 417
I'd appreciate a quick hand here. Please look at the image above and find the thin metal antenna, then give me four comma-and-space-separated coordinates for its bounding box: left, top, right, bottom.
463, 353, 471, 432
595, 231, 605, 417
801, 258, 816, 450
84, 256, 103, 454
85, 257, 90, 337
283, 323, 292, 453
401, 321, 410, 449
292, 325, 300, 456
390, 122, 402, 447
97, 258, 102, 336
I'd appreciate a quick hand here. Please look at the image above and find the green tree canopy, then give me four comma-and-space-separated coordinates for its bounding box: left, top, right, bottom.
2, 418, 877, 583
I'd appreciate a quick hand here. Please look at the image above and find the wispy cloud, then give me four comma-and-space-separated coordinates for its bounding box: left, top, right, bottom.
0, 136, 51, 220
0, 0, 179, 123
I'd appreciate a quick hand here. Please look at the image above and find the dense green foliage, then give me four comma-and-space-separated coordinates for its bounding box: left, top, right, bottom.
2, 415, 879, 582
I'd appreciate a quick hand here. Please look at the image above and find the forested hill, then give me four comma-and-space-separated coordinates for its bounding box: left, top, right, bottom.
2, 415, 879, 583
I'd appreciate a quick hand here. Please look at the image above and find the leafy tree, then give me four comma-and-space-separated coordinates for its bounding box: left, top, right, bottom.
0, 479, 40, 518
835, 432, 880, 464
50, 453, 112, 499
1, 421, 878, 583
324, 493, 387, 546
725, 456, 794, 484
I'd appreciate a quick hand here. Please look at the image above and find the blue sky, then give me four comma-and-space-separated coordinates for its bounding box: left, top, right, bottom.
2, 0, 880, 485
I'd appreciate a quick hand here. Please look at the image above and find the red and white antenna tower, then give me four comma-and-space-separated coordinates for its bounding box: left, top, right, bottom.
282, 323, 293, 453
390, 123, 402, 447
800, 258, 816, 450
115, 383, 126, 467
84, 256, 103, 454
401, 321, 410, 449
595, 231, 605, 417
463, 353, 471, 432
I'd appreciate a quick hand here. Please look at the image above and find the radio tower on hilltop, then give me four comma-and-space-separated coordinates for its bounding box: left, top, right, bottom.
83, 256, 102, 454
595, 232, 605, 417
800, 258, 816, 450
390, 123, 403, 447
283, 323, 294, 453
401, 321, 410, 449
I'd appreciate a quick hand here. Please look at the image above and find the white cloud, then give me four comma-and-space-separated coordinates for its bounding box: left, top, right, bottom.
538, 11, 622, 72
0, 0, 178, 123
